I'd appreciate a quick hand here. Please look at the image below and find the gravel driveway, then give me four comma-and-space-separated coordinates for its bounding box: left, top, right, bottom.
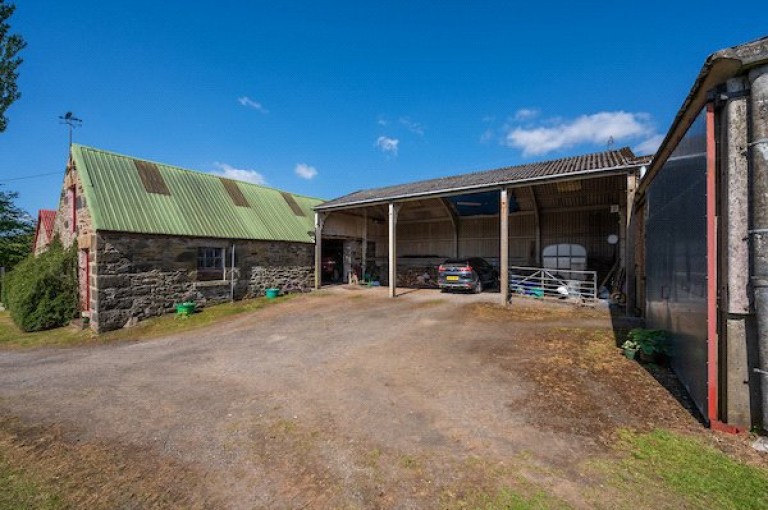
0, 288, 697, 508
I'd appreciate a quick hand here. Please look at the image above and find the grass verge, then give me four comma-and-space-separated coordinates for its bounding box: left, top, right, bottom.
0, 417, 217, 509
596, 429, 768, 509
0, 456, 62, 510
0, 294, 295, 349
446, 486, 566, 510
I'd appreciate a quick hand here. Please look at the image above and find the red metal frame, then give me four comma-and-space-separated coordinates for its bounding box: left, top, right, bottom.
706, 103, 718, 424
69, 186, 77, 233
705, 103, 744, 434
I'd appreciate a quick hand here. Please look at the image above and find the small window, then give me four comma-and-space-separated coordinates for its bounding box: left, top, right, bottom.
197, 247, 224, 280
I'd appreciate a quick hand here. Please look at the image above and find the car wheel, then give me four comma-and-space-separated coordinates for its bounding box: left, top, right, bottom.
474, 279, 483, 294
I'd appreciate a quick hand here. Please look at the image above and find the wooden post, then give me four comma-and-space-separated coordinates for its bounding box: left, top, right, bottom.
388, 202, 400, 298
439, 198, 460, 258
529, 186, 541, 265
362, 209, 368, 280
314, 212, 326, 290
500, 188, 510, 306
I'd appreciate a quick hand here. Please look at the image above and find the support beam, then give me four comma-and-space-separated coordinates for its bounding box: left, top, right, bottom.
388, 202, 401, 298
528, 186, 541, 265
500, 188, 510, 306
748, 64, 768, 431
314, 212, 326, 290
439, 198, 460, 257
722, 77, 752, 427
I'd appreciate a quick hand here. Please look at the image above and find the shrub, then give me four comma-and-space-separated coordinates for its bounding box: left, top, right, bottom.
626, 328, 668, 356
6, 240, 79, 332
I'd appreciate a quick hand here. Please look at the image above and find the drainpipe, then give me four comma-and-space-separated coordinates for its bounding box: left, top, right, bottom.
748, 64, 768, 431
230, 242, 236, 302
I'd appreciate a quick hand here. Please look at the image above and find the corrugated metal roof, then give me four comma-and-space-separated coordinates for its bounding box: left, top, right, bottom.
317, 147, 648, 210
73, 145, 322, 243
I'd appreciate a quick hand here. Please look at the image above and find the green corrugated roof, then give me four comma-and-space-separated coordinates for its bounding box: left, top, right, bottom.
73, 145, 323, 243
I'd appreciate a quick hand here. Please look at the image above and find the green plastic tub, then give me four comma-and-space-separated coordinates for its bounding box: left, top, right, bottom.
265, 288, 280, 299
176, 302, 196, 317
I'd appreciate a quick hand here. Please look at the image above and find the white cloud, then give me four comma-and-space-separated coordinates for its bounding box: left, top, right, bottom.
294, 163, 318, 180
503, 111, 657, 156
399, 117, 425, 135
237, 96, 268, 113
634, 134, 665, 156
479, 128, 495, 144
375, 136, 399, 156
211, 162, 267, 185
377, 116, 388, 126
513, 108, 540, 121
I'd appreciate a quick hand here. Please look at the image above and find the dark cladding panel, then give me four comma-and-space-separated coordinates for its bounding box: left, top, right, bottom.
221, 178, 250, 207
281, 192, 306, 216
645, 109, 708, 418
134, 160, 170, 195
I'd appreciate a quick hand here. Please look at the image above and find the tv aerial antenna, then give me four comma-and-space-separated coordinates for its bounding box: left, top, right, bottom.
59, 112, 83, 146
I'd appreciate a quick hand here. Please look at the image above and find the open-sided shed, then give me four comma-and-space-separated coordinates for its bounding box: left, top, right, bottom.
314, 148, 648, 306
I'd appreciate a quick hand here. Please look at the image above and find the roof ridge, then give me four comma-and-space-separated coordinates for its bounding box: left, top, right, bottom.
318, 147, 644, 210
71, 144, 325, 202
327, 147, 641, 200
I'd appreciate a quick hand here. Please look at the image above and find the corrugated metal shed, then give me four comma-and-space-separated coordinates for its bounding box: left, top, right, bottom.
72, 145, 322, 243
317, 147, 650, 210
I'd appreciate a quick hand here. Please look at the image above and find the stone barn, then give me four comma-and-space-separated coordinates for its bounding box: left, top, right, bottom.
51, 144, 322, 332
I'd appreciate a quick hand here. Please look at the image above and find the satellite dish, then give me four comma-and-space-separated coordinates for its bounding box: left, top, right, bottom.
607, 234, 619, 245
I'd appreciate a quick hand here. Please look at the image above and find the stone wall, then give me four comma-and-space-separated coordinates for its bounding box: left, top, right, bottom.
92, 232, 313, 332
248, 266, 314, 296
50, 163, 96, 317
33, 227, 51, 255
52, 163, 94, 249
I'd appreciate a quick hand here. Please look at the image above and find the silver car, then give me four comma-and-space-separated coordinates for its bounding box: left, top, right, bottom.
438, 257, 498, 293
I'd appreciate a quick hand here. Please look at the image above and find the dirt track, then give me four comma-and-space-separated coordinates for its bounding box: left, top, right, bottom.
0, 288, 702, 508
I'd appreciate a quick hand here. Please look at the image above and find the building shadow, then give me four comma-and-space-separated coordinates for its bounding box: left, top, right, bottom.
609, 307, 707, 426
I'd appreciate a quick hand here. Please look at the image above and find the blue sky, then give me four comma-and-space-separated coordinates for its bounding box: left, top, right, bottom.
1, 1, 765, 216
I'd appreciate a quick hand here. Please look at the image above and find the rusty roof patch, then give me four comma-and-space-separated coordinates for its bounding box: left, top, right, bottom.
281, 192, 306, 216
134, 160, 170, 195
220, 178, 250, 207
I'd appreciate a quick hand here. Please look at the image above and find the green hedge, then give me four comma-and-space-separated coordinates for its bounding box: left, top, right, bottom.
6, 240, 79, 332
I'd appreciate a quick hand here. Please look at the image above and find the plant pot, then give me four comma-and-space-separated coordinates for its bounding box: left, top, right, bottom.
637, 351, 657, 364
623, 347, 639, 360
265, 288, 280, 300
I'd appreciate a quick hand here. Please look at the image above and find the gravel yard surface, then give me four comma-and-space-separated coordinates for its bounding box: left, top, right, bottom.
2, 287, 756, 509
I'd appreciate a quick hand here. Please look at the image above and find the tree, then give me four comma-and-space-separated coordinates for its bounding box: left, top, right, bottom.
0, 188, 34, 269
0, 0, 25, 132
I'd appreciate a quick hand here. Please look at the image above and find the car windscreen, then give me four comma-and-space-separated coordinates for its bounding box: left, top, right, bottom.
442, 259, 469, 265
